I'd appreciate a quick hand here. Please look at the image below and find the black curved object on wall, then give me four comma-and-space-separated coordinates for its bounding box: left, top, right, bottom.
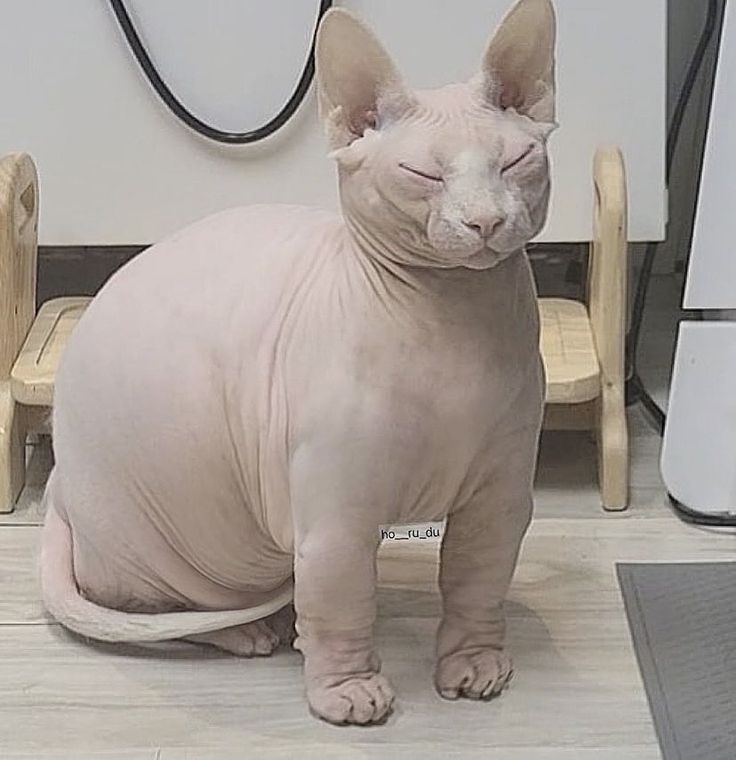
108, 0, 334, 144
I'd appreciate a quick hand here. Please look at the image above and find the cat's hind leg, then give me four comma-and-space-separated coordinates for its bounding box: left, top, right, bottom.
183, 603, 296, 656
184, 620, 279, 656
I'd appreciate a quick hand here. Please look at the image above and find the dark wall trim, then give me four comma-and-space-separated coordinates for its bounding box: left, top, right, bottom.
37, 242, 584, 310
37, 245, 147, 307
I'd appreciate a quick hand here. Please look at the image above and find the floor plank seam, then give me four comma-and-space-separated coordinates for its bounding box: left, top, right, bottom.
0, 621, 57, 627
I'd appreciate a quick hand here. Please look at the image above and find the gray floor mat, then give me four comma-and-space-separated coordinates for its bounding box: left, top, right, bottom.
617, 562, 736, 760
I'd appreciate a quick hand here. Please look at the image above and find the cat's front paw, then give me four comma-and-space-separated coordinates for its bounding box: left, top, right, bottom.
434, 647, 513, 701
307, 672, 395, 725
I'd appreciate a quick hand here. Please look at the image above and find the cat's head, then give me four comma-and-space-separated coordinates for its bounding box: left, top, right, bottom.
316, 0, 557, 270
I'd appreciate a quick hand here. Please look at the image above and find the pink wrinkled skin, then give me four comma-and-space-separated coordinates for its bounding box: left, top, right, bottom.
41, 0, 556, 725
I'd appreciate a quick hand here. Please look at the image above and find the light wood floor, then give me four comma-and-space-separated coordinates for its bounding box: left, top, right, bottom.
2, 405, 733, 760
2, 277, 732, 758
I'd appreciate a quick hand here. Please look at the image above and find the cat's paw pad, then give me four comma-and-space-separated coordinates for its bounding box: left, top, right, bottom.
434, 648, 513, 701
308, 673, 395, 725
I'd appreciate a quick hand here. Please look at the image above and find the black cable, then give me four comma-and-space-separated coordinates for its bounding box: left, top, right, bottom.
108, 0, 333, 144
625, 0, 721, 425
629, 375, 666, 436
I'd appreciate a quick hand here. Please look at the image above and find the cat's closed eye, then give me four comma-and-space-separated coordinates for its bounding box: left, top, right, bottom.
398, 162, 444, 184
501, 143, 536, 174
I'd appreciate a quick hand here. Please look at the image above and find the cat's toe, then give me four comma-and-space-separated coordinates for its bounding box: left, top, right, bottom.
435, 648, 513, 701
185, 620, 279, 657
308, 673, 395, 725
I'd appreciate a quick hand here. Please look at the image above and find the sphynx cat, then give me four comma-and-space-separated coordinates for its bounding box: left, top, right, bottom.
41, 0, 556, 725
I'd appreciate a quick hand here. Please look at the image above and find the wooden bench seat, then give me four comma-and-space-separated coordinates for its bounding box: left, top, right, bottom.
9, 296, 602, 410
11, 297, 92, 407
540, 297, 600, 404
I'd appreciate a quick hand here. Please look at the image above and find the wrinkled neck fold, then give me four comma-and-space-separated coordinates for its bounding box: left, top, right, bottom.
341, 213, 526, 328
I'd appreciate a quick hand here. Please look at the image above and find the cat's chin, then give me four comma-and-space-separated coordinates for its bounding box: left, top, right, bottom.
459, 247, 519, 271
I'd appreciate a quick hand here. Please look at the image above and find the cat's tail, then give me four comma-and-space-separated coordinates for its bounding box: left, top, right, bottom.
40, 488, 293, 643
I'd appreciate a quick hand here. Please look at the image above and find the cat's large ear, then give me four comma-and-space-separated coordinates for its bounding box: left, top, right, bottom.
476, 0, 557, 123
316, 9, 415, 150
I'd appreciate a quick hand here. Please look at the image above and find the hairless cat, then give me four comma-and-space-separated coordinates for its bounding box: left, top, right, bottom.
41, 0, 556, 725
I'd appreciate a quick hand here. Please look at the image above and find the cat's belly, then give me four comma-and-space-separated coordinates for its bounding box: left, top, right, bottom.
52, 338, 294, 611
52, 362, 295, 613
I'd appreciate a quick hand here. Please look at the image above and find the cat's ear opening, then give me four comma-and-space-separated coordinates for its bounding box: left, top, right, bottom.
476, 0, 557, 124
316, 9, 414, 150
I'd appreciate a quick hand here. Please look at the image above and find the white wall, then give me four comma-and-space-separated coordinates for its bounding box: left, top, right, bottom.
0, 0, 666, 245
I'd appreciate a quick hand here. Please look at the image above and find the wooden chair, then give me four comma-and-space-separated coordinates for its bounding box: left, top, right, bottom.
0, 148, 628, 513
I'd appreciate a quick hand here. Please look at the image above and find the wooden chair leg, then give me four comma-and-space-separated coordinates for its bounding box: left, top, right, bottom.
0, 383, 27, 513
596, 387, 628, 511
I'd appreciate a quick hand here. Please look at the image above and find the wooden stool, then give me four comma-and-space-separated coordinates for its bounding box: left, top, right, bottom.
0, 148, 628, 513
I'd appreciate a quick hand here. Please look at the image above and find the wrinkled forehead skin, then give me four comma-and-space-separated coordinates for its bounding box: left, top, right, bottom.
378, 83, 551, 179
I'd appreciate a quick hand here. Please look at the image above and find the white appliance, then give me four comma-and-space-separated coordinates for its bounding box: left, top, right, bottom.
661, 0, 736, 516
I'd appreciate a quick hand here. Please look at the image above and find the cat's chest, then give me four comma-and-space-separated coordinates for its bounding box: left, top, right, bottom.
350, 323, 530, 433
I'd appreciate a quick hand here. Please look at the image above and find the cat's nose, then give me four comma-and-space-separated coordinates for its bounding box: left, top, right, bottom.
462, 213, 506, 239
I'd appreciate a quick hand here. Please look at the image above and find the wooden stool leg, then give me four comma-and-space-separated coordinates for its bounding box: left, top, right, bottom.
587, 147, 629, 511
0, 384, 26, 513
596, 387, 628, 511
